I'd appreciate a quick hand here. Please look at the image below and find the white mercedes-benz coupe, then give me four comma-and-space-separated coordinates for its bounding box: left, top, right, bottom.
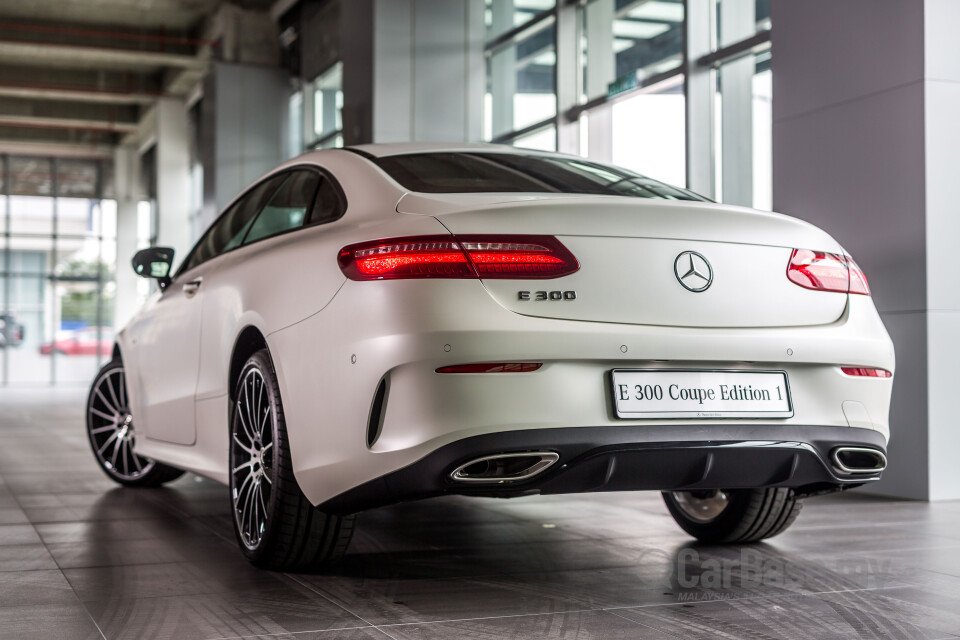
86, 143, 894, 570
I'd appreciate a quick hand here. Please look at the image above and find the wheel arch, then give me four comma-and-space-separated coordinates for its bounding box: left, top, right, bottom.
229, 326, 269, 402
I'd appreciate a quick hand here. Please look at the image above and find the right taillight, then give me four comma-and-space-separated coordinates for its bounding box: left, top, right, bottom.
339, 235, 578, 281
787, 249, 870, 295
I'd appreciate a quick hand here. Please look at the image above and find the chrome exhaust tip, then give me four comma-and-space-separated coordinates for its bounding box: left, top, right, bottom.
831, 447, 887, 474
450, 452, 559, 483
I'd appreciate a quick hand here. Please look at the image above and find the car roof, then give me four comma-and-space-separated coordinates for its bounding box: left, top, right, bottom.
344, 142, 578, 159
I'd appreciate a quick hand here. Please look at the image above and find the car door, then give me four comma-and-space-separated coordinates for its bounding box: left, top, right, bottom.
193, 168, 329, 401
128, 174, 286, 445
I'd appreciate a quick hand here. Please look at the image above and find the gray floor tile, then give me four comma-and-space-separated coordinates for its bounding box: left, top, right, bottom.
0, 603, 103, 640
0, 570, 80, 607
0, 523, 42, 545
84, 590, 367, 640
384, 609, 678, 639
0, 542, 59, 571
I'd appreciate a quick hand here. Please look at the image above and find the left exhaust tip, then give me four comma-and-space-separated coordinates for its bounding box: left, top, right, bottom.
450, 452, 559, 483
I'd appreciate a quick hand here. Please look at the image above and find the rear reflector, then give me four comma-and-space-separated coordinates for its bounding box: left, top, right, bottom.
339, 235, 578, 281
841, 367, 892, 378
787, 249, 871, 295
436, 363, 543, 373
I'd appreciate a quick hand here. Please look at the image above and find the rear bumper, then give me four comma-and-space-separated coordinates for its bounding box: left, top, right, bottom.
318, 424, 886, 513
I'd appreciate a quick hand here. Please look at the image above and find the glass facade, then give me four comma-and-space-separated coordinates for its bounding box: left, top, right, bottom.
0, 157, 116, 386
483, 0, 771, 207
313, 61, 343, 144
611, 78, 686, 187
486, 15, 557, 141
582, 0, 684, 101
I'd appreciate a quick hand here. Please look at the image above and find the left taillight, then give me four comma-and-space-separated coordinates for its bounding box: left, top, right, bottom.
339, 235, 579, 281
786, 249, 870, 295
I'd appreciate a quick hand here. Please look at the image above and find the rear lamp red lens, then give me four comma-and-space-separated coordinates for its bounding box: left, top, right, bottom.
339, 235, 578, 281
841, 367, 892, 378
436, 363, 543, 374
787, 249, 870, 295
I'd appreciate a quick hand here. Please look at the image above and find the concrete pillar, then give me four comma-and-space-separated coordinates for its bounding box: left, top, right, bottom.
555, 2, 580, 155
489, 0, 516, 140
771, 0, 960, 499
585, 0, 614, 162
113, 145, 140, 330
154, 97, 192, 268
199, 63, 289, 225
371, 0, 485, 143
718, 0, 754, 206
685, 0, 714, 197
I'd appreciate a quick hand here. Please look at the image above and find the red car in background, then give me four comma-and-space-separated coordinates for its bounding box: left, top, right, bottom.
40, 327, 114, 356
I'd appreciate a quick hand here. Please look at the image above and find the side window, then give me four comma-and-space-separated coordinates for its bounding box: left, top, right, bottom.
242, 171, 320, 245
179, 174, 286, 274
310, 177, 345, 225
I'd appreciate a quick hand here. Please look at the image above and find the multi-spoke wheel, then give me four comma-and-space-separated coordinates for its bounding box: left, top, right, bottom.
229, 349, 354, 571
86, 360, 184, 487
662, 488, 803, 543
231, 367, 275, 550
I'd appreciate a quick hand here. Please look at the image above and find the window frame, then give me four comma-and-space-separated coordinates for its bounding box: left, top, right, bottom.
173, 164, 348, 280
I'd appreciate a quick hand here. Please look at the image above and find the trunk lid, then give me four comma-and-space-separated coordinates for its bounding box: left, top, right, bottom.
396, 193, 848, 328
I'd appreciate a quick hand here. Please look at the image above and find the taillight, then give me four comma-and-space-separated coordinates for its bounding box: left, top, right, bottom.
339, 235, 578, 281
436, 363, 543, 373
787, 249, 870, 295
841, 367, 892, 378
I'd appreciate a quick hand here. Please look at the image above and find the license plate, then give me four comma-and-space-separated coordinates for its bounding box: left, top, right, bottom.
611, 370, 793, 419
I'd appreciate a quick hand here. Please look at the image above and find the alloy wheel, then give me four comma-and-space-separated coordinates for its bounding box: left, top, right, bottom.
670, 490, 730, 523
231, 367, 275, 550
88, 367, 155, 480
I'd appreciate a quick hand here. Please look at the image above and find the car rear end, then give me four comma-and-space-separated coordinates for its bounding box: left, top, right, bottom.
271, 149, 894, 514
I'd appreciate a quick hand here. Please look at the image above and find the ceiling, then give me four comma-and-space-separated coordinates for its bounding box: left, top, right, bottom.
0, 0, 275, 158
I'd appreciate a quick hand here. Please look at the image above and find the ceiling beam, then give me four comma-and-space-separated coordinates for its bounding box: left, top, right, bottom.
0, 83, 158, 105
0, 41, 207, 71
0, 140, 113, 159
0, 114, 137, 133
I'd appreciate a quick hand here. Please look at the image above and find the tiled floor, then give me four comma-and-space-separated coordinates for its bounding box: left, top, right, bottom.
1, 388, 960, 640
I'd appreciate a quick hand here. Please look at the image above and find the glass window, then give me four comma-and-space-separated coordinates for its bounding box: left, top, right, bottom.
9, 157, 52, 197
611, 78, 686, 187
10, 195, 54, 235
57, 160, 99, 198
312, 178, 345, 225
582, 0, 684, 102
511, 125, 557, 152
486, 17, 556, 140
243, 171, 319, 245
179, 174, 286, 274
713, 52, 772, 209
374, 152, 706, 200
485, 0, 556, 42
313, 62, 343, 143
716, 0, 771, 44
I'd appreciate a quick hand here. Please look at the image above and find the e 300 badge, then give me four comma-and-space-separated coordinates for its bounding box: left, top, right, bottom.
518, 290, 577, 301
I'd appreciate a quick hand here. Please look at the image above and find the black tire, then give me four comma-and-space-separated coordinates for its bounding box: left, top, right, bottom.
86, 360, 185, 487
662, 488, 803, 543
229, 349, 354, 571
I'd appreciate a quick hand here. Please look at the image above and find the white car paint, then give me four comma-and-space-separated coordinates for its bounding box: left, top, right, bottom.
118, 144, 895, 507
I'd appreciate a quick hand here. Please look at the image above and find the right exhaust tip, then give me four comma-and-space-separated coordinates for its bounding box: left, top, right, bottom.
831, 447, 887, 474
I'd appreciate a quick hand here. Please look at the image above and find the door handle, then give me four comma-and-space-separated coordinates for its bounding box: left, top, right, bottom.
182, 278, 203, 296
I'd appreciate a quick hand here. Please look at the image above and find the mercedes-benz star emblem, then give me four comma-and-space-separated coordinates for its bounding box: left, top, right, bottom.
674, 251, 713, 292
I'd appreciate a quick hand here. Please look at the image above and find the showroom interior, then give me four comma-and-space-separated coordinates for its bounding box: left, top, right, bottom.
1, 0, 960, 638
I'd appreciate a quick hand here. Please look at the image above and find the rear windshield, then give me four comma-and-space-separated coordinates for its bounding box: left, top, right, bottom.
372, 152, 708, 201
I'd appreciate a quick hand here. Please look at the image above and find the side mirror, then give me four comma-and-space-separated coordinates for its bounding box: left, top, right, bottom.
131, 247, 175, 290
